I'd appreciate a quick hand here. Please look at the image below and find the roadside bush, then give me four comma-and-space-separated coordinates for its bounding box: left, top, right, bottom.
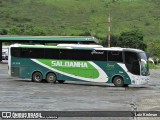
0, 28, 8, 35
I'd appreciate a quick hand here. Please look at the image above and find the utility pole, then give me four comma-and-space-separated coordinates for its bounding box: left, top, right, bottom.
108, 15, 111, 47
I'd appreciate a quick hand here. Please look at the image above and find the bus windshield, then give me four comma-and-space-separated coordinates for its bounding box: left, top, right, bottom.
139, 52, 149, 76
124, 51, 149, 76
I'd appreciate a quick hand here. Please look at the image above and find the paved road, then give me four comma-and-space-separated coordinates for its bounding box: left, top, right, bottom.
0, 61, 159, 120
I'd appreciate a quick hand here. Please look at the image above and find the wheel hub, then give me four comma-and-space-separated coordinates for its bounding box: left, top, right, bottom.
49, 76, 54, 80
117, 79, 122, 84
35, 75, 40, 80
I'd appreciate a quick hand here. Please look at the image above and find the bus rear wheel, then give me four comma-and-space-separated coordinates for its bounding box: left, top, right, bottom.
32, 72, 43, 83
113, 76, 124, 87
46, 73, 56, 83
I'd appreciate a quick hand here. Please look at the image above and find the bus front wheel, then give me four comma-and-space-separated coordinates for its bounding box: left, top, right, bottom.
32, 72, 43, 83
113, 76, 124, 87
46, 73, 57, 83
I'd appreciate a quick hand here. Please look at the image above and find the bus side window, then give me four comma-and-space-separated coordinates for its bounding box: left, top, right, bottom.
11, 48, 21, 57
21, 48, 30, 58
75, 50, 92, 61
30, 48, 44, 58
59, 49, 75, 60
108, 51, 123, 62
92, 50, 107, 61
45, 49, 59, 59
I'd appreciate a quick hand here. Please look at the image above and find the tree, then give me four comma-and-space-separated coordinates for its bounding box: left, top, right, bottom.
118, 30, 147, 51
9, 26, 21, 35
147, 39, 160, 57
110, 35, 119, 47
79, 31, 91, 36
0, 29, 8, 35
9, 24, 46, 36
100, 35, 119, 47
31, 27, 46, 36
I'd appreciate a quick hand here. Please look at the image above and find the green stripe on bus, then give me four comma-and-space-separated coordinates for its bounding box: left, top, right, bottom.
37, 59, 99, 79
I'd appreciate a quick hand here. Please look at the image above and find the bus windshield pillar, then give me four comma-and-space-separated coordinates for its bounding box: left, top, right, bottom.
0, 42, 2, 61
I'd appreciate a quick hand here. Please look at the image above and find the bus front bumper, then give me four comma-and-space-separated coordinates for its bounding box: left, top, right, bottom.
131, 76, 150, 85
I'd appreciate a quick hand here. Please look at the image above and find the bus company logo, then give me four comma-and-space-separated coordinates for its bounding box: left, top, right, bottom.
2, 112, 12, 118
107, 64, 115, 68
51, 61, 88, 68
91, 50, 104, 55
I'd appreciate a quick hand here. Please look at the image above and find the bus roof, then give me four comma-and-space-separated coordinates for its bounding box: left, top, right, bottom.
57, 44, 103, 48
10, 44, 144, 52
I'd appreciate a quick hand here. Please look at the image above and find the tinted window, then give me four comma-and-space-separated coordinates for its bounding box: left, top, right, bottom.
11, 47, 108, 62
30, 48, 44, 58
45, 49, 59, 59
75, 50, 92, 60
108, 51, 123, 62
11, 48, 21, 57
12, 47, 44, 58
125, 51, 140, 75
20, 48, 30, 58
125, 52, 138, 64
59, 49, 75, 60
91, 50, 107, 61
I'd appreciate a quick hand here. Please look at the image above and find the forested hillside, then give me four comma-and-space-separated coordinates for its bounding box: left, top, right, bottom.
0, 0, 159, 54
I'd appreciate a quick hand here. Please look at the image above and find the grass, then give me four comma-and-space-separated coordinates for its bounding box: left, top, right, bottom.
0, 0, 159, 52
149, 63, 160, 69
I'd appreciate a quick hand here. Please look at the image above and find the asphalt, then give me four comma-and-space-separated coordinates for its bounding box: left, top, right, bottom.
0, 61, 159, 120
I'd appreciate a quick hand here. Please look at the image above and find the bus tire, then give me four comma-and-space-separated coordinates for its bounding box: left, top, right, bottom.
46, 73, 57, 83
32, 72, 43, 83
113, 76, 124, 87
58, 80, 65, 84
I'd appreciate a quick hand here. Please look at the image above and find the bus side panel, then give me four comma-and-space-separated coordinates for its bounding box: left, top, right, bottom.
11, 57, 132, 85
16, 59, 81, 81
31, 59, 131, 84
58, 68, 95, 82
94, 61, 132, 85
109, 62, 131, 85
10, 57, 47, 79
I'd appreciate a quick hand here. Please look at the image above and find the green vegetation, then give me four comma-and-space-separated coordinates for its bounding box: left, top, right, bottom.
0, 0, 159, 54
148, 63, 160, 69
103, 29, 147, 50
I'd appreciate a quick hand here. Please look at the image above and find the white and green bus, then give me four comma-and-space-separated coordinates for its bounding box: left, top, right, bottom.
8, 44, 149, 87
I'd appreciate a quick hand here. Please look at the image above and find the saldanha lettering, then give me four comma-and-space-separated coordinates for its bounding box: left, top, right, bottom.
51, 61, 88, 68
